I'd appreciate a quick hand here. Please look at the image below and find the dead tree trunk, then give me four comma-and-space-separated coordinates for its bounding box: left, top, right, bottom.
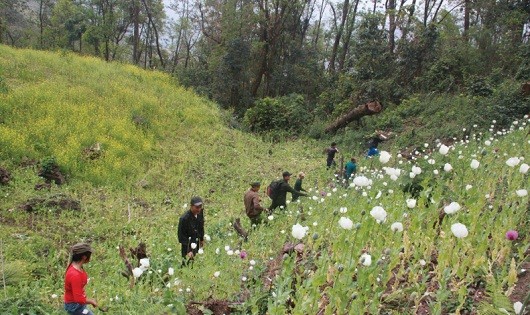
233, 218, 249, 241
324, 100, 382, 134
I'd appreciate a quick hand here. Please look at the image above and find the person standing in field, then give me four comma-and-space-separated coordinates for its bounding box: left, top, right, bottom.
292, 172, 307, 202
344, 157, 357, 180
325, 142, 339, 169
244, 181, 268, 225
269, 171, 308, 211
64, 243, 98, 315
178, 196, 205, 265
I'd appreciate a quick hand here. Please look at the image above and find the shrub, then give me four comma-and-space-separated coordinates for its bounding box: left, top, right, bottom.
243, 94, 312, 134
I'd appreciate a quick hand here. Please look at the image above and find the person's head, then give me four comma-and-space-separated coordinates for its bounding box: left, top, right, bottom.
351, 157, 356, 163
190, 196, 203, 215
250, 181, 261, 192
331, 142, 337, 148
282, 171, 292, 181
298, 172, 305, 179
70, 243, 93, 263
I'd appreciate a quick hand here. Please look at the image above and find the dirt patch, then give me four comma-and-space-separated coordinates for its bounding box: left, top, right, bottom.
186, 299, 232, 315
510, 261, 530, 306
0, 167, 10, 185
38, 158, 66, 185
19, 194, 81, 212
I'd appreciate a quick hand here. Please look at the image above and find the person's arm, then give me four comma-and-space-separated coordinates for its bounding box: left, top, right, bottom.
86, 298, 98, 307
285, 183, 307, 196
177, 216, 188, 245
252, 195, 265, 212
199, 211, 205, 245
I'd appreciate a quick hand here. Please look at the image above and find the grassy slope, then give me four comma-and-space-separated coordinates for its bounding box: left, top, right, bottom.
0, 45, 528, 314
0, 45, 322, 312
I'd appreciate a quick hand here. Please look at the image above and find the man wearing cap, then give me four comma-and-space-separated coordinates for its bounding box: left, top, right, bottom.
244, 182, 268, 225
292, 172, 307, 202
178, 196, 205, 264
270, 171, 308, 211
64, 243, 98, 315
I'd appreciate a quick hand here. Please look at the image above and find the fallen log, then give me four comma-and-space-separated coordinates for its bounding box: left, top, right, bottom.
325, 100, 382, 134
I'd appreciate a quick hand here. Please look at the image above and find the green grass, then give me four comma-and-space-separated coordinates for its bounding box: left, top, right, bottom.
0, 45, 529, 314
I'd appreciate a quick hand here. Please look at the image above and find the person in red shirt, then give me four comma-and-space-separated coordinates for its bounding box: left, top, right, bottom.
64, 243, 98, 315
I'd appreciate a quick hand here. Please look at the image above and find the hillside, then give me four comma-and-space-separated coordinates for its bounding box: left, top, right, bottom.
0, 46, 529, 314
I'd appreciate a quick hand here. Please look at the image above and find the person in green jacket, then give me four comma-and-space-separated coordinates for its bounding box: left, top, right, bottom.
270, 171, 308, 211
344, 157, 357, 180
292, 172, 307, 202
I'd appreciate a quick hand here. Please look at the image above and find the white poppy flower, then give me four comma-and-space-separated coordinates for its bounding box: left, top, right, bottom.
291, 223, 308, 239
360, 253, 372, 266
250, 259, 256, 266
227, 250, 234, 256
506, 157, 520, 167
198, 248, 204, 254
516, 189, 528, 197
439, 144, 449, 155
370, 206, 387, 222
470, 159, 480, 169
340, 207, 347, 213
406, 199, 416, 208
409, 172, 416, 179
390, 222, 403, 232
419, 259, 426, 266
484, 140, 491, 146
444, 163, 453, 172
444, 202, 461, 214
379, 151, 391, 164
465, 184, 473, 190
204, 234, 211, 242
268, 215, 274, 221
139, 258, 150, 268
132, 267, 143, 278
51, 294, 58, 299
451, 223, 468, 238
168, 268, 174, 276
242, 276, 247, 281
520, 163, 529, 174
514, 301, 523, 314
338, 217, 353, 230
213, 271, 220, 278
353, 176, 371, 187
412, 166, 422, 175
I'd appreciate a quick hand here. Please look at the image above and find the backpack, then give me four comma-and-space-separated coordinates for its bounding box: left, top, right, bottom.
267, 180, 282, 199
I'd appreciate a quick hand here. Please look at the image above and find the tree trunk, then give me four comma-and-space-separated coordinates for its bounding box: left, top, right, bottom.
312, 0, 326, 48
388, 0, 396, 53
337, 0, 359, 71
329, 0, 350, 73
463, 0, 470, 41
325, 101, 383, 133
132, 0, 140, 64
141, 0, 165, 69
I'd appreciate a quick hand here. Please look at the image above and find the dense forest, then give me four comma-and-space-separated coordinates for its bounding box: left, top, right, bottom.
1, 0, 529, 138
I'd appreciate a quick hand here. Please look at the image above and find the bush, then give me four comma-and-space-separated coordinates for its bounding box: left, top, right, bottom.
243, 94, 312, 134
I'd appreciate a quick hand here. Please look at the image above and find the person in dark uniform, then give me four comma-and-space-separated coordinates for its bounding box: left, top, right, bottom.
178, 196, 205, 265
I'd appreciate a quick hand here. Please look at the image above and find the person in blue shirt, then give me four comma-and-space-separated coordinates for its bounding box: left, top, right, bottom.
366, 146, 379, 157
344, 157, 357, 180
